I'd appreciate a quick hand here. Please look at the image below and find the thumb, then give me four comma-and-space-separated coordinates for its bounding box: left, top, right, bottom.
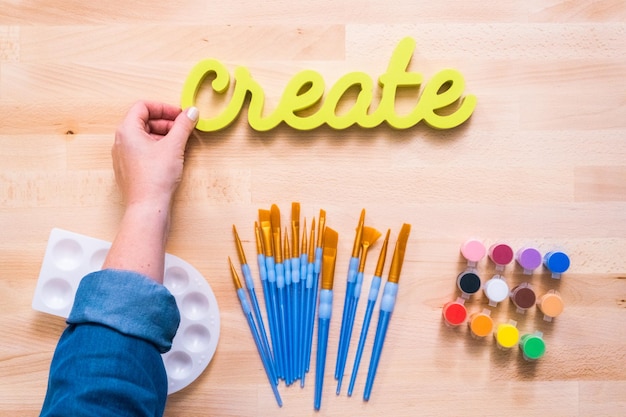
165, 106, 199, 148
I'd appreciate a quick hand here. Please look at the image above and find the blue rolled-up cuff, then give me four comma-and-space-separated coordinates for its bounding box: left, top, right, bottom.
67, 269, 181, 353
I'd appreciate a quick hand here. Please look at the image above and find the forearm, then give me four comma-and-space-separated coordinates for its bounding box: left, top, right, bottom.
103, 200, 172, 283
40, 269, 180, 417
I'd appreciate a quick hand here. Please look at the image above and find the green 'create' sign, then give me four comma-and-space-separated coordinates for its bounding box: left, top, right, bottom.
181, 37, 477, 132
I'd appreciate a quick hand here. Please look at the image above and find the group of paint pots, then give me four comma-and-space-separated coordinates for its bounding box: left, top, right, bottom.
442, 239, 570, 361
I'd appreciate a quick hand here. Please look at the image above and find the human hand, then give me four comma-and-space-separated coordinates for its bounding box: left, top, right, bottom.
112, 101, 199, 208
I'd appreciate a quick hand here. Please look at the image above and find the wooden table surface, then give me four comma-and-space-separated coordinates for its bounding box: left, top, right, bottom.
1, 1, 625, 416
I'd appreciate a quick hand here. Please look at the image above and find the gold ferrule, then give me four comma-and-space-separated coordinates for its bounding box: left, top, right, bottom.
316, 210, 326, 248
357, 227, 381, 273
283, 228, 290, 261
291, 202, 300, 257
374, 230, 391, 277
321, 227, 338, 290
259, 210, 273, 257
228, 257, 243, 289
254, 222, 264, 255
351, 209, 366, 258
233, 225, 247, 265
308, 218, 316, 263
271, 205, 282, 263
301, 218, 308, 257
388, 223, 411, 284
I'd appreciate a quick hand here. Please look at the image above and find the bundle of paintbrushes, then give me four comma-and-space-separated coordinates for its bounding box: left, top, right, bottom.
229, 203, 410, 409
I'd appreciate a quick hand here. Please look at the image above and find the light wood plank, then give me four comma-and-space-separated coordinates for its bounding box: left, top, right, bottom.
1, 1, 625, 416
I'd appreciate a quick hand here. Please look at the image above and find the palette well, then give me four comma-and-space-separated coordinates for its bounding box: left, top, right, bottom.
32, 228, 220, 395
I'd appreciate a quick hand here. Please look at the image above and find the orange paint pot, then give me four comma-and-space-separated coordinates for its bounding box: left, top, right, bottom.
537, 290, 564, 322
468, 309, 494, 338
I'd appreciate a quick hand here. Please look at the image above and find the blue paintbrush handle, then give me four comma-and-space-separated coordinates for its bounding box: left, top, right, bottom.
265, 256, 283, 380
257, 254, 279, 378
335, 256, 359, 380
301, 261, 315, 387
242, 263, 275, 382
363, 310, 390, 401
276, 261, 289, 383
305, 248, 323, 375
314, 318, 330, 410
336, 269, 365, 394
314, 288, 333, 410
237, 288, 283, 407
347, 275, 381, 396
363, 281, 398, 401
288, 257, 299, 384
297, 253, 307, 380
247, 286, 276, 384
283, 259, 292, 384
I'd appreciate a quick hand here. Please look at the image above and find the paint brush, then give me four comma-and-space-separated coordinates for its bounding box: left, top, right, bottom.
299, 217, 312, 385
347, 229, 390, 396
363, 223, 411, 401
305, 210, 325, 378
233, 224, 276, 383
228, 258, 283, 407
290, 203, 302, 383
335, 210, 365, 382
314, 227, 338, 410
336, 226, 381, 394
283, 228, 294, 384
301, 217, 316, 386
260, 209, 284, 380
270, 204, 290, 383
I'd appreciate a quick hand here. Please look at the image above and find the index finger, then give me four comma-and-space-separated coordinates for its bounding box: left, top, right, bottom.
126, 101, 182, 126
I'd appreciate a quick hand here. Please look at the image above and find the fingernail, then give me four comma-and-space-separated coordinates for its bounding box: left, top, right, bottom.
186, 106, 199, 122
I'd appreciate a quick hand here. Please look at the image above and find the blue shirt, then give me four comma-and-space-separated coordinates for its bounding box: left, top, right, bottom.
40, 269, 181, 417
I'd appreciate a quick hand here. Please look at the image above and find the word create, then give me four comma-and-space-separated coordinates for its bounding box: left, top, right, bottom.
181, 37, 477, 132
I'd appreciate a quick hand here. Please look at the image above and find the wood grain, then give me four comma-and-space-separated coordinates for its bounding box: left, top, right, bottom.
1, 1, 625, 416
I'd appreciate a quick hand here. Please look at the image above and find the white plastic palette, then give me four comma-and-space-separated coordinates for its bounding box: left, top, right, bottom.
32, 228, 220, 394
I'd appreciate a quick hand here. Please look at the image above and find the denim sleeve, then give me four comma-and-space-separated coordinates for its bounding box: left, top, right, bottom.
40, 269, 181, 417
67, 269, 181, 353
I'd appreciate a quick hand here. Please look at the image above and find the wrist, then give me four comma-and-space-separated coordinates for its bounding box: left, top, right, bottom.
102, 200, 173, 283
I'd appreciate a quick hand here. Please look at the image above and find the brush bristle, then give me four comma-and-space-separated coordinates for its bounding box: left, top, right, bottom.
321, 227, 338, 290
388, 224, 411, 284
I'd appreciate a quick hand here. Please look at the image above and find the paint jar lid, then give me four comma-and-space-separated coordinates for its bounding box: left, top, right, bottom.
461, 239, 486, 266
483, 275, 509, 306
469, 310, 493, 337
442, 298, 467, 326
538, 290, 564, 320
457, 270, 481, 298
510, 282, 536, 312
520, 333, 546, 360
489, 243, 514, 270
495, 322, 519, 349
516, 247, 542, 274
544, 251, 570, 278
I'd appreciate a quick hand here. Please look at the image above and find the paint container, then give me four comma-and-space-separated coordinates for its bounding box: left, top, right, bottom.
516, 247, 542, 275
442, 298, 467, 327
510, 282, 536, 314
456, 270, 481, 299
489, 243, 514, 271
483, 275, 510, 307
494, 320, 519, 349
544, 251, 570, 279
537, 290, 564, 322
468, 309, 494, 338
460, 239, 486, 267
519, 332, 546, 361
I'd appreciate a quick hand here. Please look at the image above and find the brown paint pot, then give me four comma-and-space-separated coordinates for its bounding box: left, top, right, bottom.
510, 282, 536, 314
